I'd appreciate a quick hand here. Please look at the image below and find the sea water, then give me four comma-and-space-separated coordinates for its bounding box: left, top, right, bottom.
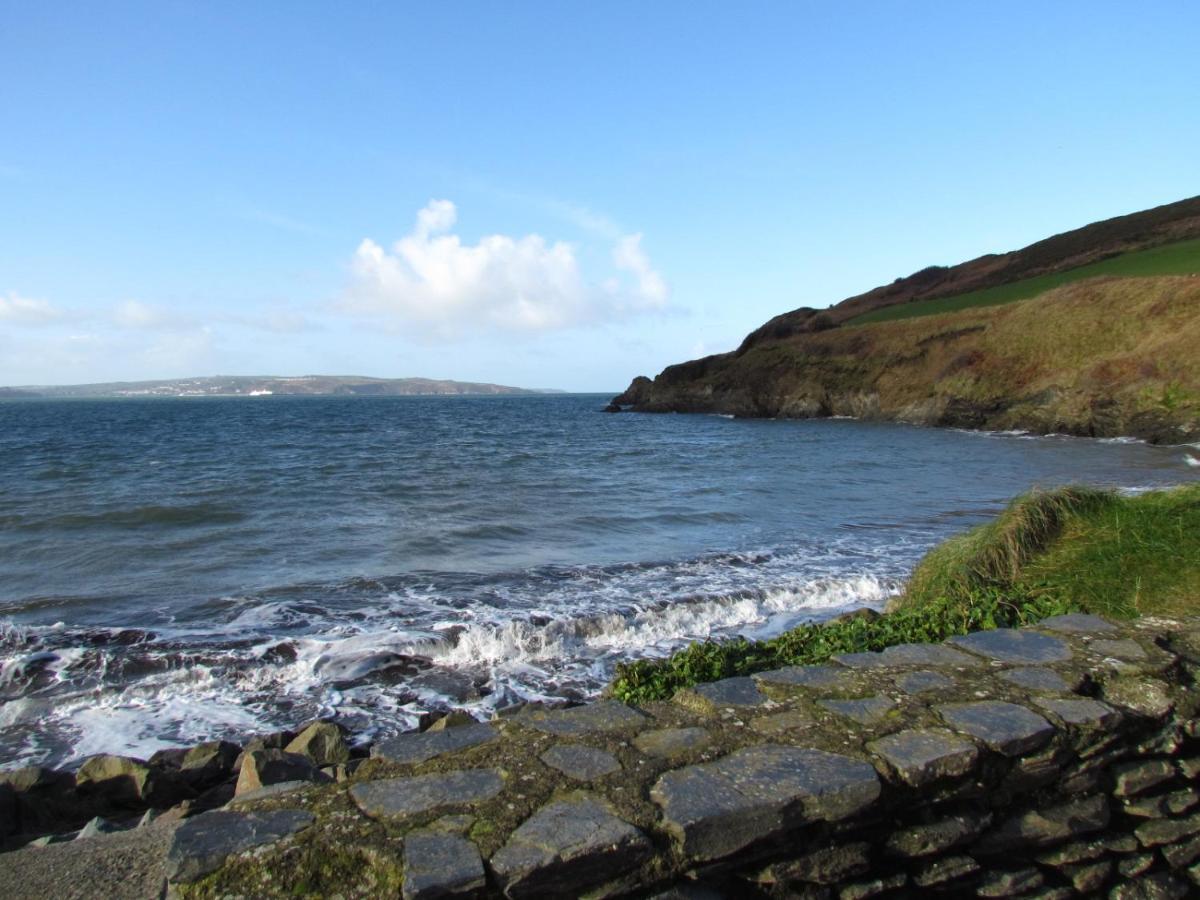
0, 394, 1195, 768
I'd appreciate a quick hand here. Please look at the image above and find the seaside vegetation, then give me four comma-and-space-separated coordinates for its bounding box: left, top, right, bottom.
847, 237, 1200, 325
609, 482, 1200, 703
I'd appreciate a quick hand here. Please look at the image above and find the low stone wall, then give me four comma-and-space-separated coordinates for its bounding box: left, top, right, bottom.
9, 613, 1200, 898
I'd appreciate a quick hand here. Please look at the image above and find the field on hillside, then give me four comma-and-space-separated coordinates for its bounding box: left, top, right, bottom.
849, 238, 1200, 325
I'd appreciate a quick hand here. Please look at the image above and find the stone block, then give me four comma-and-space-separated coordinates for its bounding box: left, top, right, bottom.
837, 873, 907, 899
868, 728, 979, 788
1135, 812, 1200, 848
1112, 759, 1178, 797
818, 696, 895, 726
1033, 697, 1122, 729
1061, 858, 1112, 893
518, 701, 646, 736
975, 867, 1043, 897
1161, 835, 1200, 869
1036, 613, 1120, 634
949, 628, 1073, 664
489, 793, 652, 898
755, 665, 858, 692
885, 809, 992, 857
1101, 677, 1174, 718
973, 795, 1110, 854
372, 723, 498, 765
936, 701, 1055, 756
1109, 872, 1190, 899
911, 854, 979, 887
997, 667, 1074, 693
1124, 788, 1199, 819
762, 841, 872, 885
833, 643, 982, 669
1092, 638, 1150, 660
402, 831, 485, 900
351, 769, 504, 820
651, 745, 880, 861
751, 710, 815, 736
235, 749, 328, 796
634, 727, 711, 759
539, 744, 621, 781
894, 670, 954, 695
675, 676, 768, 714
165, 808, 315, 883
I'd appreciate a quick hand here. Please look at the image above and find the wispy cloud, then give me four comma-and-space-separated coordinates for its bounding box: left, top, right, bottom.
0, 291, 65, 325
238, 207, 327, 236
340, 200, 669, 338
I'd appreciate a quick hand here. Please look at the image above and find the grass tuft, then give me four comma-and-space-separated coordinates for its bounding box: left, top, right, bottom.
609, 483, 1200, 703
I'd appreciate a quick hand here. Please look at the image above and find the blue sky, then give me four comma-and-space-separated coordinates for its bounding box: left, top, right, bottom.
2, 2, 1197, 391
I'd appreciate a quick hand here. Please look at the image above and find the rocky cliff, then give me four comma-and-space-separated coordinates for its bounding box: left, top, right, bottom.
614, 198, 1200, 442
614, 274, 1200, 443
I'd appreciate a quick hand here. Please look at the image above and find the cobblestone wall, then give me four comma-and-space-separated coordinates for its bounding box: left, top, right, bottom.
161, 613, 1200, 899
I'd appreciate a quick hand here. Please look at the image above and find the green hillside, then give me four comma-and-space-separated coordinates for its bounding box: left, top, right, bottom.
849, 237, 1200, 325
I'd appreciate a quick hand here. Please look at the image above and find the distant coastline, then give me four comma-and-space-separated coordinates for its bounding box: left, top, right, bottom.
0, 375, 565, 399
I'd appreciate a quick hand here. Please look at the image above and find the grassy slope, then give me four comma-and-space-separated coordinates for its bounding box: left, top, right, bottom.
849, 237, 1200, 325
610, 484, 1200, 703
660, 275, 1200, 440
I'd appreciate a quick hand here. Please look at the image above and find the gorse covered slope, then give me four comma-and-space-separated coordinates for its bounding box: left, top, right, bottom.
615, 197, 1200, 442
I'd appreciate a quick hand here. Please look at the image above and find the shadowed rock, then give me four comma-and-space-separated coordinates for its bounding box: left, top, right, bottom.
490, 793, 652, 898
973, 796, 1110, 854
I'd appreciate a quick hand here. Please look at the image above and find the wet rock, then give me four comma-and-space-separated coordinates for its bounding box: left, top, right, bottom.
372, 722, 498, 765
754, 665, 859, 692
490, 792, 652, 898
402, 830, 485, 900
674, 676, 768, 714
285, 722, 351, 766
651, 745, 880, 861
234, 749, 328, 796
884, 810, 992, 858
165, 808, 315, 883
1112, 759, 1178, 797
518, 700, 646, 737
936, 701, 1054, 756
411, 670, 482, 704
895, 670, 954, 695
1036, 613, 1120, 634
634, 727, 711, 759
818, 696, 895, 726
997, 667, 1074, 693
539, 744, 621, 781
949, 628, 1073, 664
350, 769, 504, 820
834, 643, 982, 669
973, 795, 1110, 854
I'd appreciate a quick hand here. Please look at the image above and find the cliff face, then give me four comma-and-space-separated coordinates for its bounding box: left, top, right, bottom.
615, 276, 1200, 443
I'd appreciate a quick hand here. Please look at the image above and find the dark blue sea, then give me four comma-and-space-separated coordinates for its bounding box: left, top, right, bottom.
1, 395, 1196, 768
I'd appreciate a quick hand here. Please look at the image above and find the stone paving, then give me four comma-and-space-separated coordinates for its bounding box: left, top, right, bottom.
115, 613, 1200, 896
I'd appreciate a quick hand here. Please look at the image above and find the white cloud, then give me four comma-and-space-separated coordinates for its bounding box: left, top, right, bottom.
0, 291, 64, 325
342, 200, 668, 337
112, 299, 187, 329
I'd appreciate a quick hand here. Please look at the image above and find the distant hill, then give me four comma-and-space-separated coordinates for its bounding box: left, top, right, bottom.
614, 197, 1200, 443
6, 375, 560, 399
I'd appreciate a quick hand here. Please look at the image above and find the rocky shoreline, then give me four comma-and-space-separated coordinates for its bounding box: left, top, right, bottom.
3, 613, 1200, 898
